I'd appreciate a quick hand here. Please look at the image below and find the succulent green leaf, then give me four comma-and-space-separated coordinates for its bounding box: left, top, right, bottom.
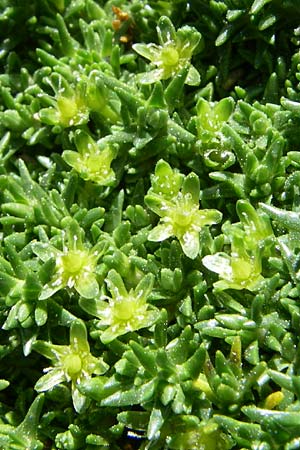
101, 379, 156, 407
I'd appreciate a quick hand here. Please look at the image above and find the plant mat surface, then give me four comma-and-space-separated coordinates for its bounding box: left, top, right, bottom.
1, 1, 300, 449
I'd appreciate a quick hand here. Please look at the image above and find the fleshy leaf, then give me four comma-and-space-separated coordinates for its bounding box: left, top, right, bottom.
186, 65, 201, 86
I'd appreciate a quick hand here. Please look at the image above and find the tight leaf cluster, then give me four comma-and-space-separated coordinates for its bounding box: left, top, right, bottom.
1, 1, 300, 449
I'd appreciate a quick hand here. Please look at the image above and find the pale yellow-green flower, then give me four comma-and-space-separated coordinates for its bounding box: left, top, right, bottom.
79, 269, 159, 344
34, 321, 108, 413
38, 84, 89, 128
63, 130, 118, 186
145, 160, 222, 259
32, 220, 107, 299
147, 192, 222, 259
202, 237, 264, 292
133, 16, 201, 85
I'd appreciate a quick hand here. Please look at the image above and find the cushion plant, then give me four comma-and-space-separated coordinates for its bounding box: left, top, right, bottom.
1, 0, 300, 449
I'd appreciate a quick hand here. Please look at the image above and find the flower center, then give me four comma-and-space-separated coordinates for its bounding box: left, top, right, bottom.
64, 354, 82, 377
57, 96, 79, 123
57, 94, 88, 127
231, 257, 253, 281
60, 250, 88, 274
114, 298, 135, 321
161, 46, 179, 67
171, 194, 197, 228
85, 153, 111, 179
174, 208, 193, 227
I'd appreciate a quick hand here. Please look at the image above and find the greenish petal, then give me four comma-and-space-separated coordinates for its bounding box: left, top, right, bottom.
100, 326, 122, 344
213, 279, 237, 291
31, 242, 60, 262
145, 194, 171, 217
150, 159, 183, 198
35, 368, 65, 392
180, 231, 200, 259
62, 150, 82, 171
75, 272, 99, 298
93, 357, 110, 375
148, 224, 173, 242
182, 172, 200, 204
38, 107, 59, 125
138, 69, 165, 85
135, 273, 154, 300
177, 27, 202, 53
132, 43, 160, 61
195, 209, 222, 227
74, 129, 96, 154
79, 297, 109, 319
202, 253, 233, 280
39, 277, 63, 300
70, 320, 89, 353
139, 309, 160, 329
72, 385, 90, 413
106, 269, 128, 299
157, 16, 177, 45
33, 341, 69, 361
91, 168, 116, 186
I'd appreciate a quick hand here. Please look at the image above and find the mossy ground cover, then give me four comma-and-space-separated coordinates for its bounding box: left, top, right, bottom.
1, 1, 300, 449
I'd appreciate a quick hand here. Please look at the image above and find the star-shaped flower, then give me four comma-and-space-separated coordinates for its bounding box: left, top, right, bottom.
38, 84, 89, 128
63, 130, 118, 186
202, 239, 264, 292
79, 270, 159, 344
32, 220, 107, 299
145, 164, 222, 259
34, 321, 108, 413
133, 16, 201, 85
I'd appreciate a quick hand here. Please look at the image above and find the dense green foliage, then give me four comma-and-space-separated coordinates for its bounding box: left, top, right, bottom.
2, 0, 300, 448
